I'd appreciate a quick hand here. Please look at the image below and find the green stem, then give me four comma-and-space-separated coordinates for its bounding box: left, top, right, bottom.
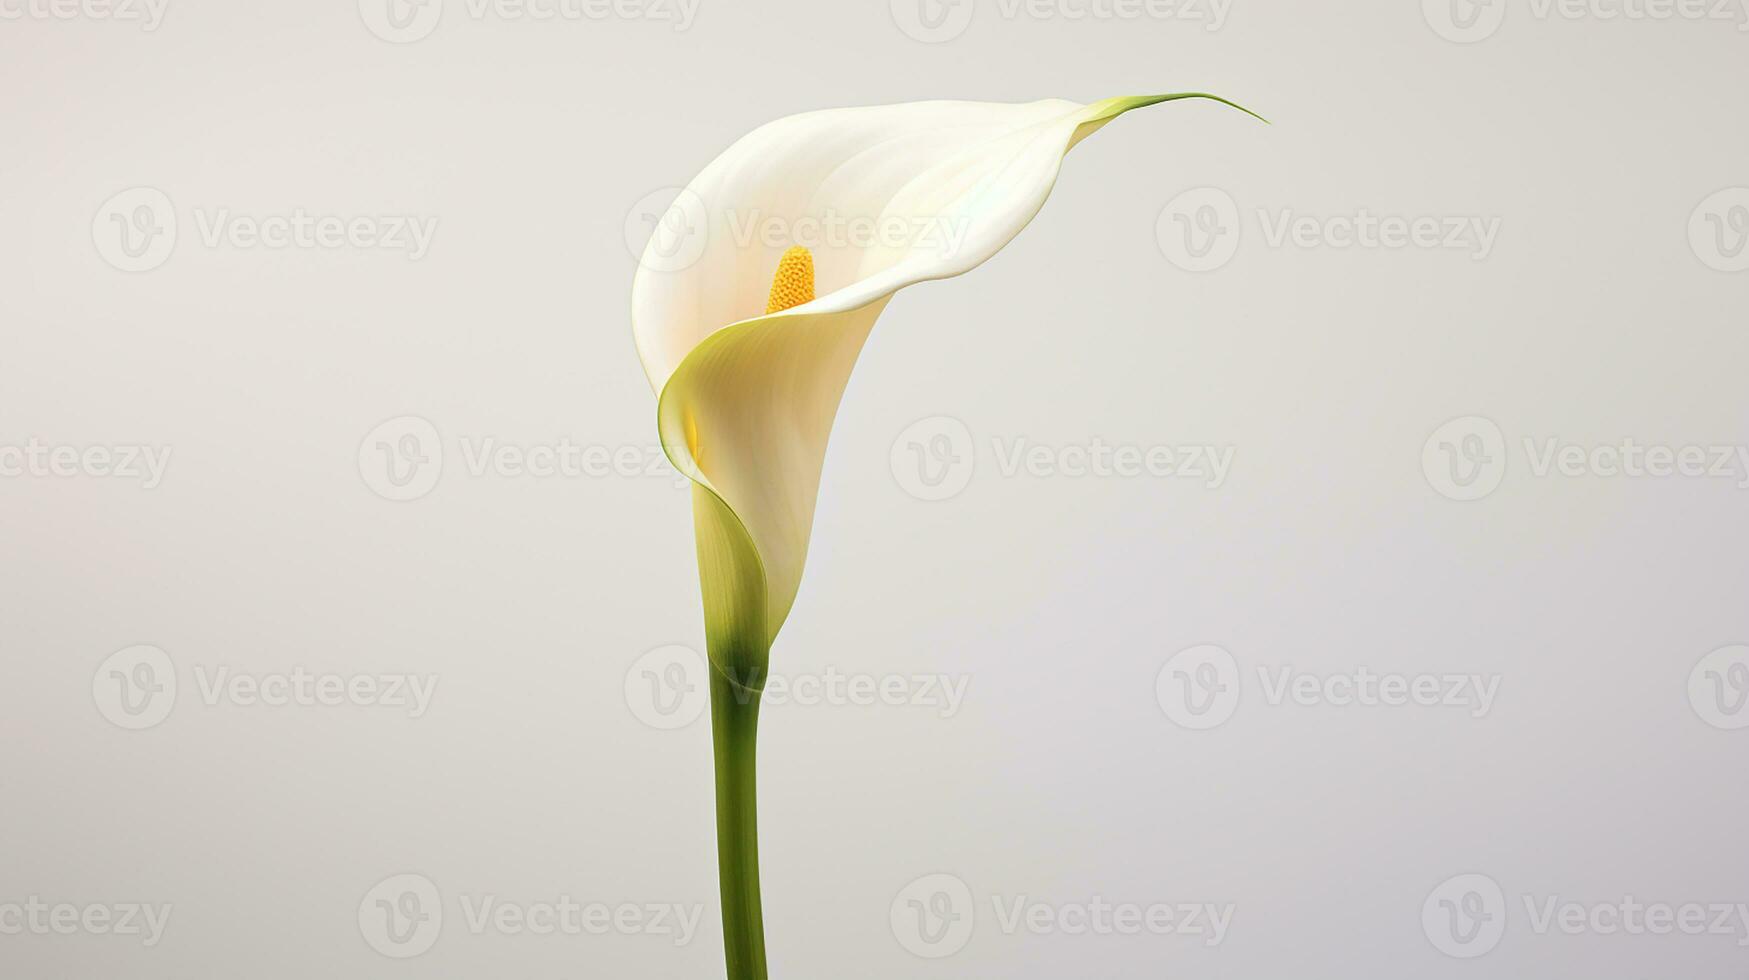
710, 667, 767, 980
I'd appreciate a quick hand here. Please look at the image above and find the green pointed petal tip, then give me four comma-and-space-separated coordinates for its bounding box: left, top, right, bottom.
1095, 92, 1270, 126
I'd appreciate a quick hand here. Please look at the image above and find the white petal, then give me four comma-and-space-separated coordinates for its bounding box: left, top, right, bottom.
637, 95, 1259, 660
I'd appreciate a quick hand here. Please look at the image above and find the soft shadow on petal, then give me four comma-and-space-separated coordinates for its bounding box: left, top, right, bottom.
660, 300, 889, 665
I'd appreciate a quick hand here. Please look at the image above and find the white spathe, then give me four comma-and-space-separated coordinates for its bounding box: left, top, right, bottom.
631, 95, 1259, 675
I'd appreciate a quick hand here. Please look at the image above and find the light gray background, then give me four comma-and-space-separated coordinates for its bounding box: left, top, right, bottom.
4, 1, 1747, 977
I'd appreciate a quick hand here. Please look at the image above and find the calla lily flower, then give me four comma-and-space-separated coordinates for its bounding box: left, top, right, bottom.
632, 93, 1261, 980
